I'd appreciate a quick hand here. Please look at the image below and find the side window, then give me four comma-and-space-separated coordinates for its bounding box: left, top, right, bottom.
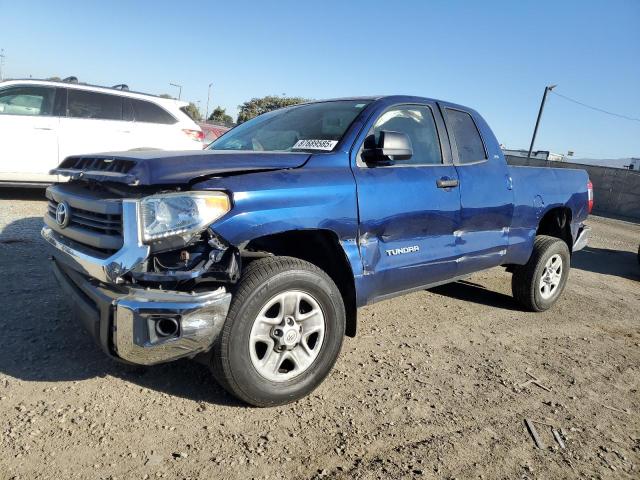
445, 109, 487, 164
132, 100, 176, 124
366, 105, 442, 166
0, 86, 55, 116
67, 90, 123, 120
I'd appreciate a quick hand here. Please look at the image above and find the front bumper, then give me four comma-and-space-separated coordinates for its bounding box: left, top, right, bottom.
50, 259, 231, 365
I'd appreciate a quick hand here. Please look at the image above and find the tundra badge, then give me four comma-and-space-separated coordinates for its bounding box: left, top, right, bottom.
386, 246, 420, 256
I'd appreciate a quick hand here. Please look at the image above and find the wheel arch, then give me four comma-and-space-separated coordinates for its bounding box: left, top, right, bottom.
241, 229, 358, 337
536, 206, 574, 252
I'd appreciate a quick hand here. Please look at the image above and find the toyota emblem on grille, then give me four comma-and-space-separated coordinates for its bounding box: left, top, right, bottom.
55, 202, 71, 228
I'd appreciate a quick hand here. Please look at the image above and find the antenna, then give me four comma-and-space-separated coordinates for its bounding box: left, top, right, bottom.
0, 49, 5, 81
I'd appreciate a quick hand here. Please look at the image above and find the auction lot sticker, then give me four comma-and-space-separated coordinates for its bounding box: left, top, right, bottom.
292, 139, 338, 151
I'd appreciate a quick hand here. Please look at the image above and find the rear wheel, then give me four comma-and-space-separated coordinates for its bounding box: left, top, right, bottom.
512, 235, 570, 312
211, 256, 345, 407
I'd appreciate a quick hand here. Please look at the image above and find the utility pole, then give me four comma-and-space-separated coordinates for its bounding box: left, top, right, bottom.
527, 84, 557, 159
169, 83, 182, 100
0, 49, 5, 81
205, 82, 213, 123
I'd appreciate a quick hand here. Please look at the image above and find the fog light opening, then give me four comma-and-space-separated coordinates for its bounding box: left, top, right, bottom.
155, 317, 180, 338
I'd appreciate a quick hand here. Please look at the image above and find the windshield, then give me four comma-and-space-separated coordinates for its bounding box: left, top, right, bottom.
209, 100, 370, 152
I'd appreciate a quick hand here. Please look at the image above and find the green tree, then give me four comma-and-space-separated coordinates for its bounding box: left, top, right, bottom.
236, 95, 309, 123
158, 94, 202, 122
208, 106, 234, 126
182, 102, 202, 122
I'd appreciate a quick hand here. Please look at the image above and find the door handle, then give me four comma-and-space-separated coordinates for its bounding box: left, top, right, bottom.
34, 127, 53, 131
436, 177, 459, 189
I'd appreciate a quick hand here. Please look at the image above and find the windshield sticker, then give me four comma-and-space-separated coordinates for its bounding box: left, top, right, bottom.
292, 139, 338, 151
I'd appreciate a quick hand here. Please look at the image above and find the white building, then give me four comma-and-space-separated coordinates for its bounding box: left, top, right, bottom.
627, 158, 640, 171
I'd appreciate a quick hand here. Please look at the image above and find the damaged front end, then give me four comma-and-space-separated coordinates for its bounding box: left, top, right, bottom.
130, 227, 240, 287
42, 180, 240, 365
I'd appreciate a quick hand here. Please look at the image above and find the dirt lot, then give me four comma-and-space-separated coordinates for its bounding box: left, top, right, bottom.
0, 189, 638, 480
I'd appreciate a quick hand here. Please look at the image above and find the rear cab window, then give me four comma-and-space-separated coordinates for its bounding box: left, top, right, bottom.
445, 108, 487, 164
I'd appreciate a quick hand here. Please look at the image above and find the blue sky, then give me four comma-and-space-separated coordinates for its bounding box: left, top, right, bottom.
1, 0, 639, 159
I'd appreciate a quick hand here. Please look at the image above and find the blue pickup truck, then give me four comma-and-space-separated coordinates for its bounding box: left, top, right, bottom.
42, 96, 592, 406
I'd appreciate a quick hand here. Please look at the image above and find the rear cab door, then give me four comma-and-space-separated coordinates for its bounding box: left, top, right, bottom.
352, 99, 462, 303
439, 103, 515, 275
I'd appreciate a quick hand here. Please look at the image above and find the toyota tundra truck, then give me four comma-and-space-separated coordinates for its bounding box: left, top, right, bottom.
42, 96, 592, 406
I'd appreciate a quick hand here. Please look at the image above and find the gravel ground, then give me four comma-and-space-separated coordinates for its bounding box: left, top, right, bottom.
0, 189, 638, 480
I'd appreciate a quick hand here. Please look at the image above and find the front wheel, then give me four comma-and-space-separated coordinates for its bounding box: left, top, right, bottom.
512, 235, 571, 312
210, 257, 345, 407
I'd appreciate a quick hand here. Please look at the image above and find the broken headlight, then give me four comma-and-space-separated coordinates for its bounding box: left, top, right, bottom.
140, 192, 230, 243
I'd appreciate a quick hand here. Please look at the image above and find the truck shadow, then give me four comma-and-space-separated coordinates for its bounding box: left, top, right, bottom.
429, 246, 640, 309
0, 216, 244, 407
428, 280, 522, 311
572, 246, 640, 281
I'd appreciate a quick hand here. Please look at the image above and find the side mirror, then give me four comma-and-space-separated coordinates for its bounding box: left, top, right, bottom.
363, 130, 413, 162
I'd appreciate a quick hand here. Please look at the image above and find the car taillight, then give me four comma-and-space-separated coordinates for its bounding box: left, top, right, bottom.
587, 180, 594, 213
183, 129, 204, 142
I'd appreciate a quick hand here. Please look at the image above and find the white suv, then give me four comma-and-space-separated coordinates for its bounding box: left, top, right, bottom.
0, 79, 204, 185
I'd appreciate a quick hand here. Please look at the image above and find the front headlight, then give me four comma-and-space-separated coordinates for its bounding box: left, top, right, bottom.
140, 192, 230, 243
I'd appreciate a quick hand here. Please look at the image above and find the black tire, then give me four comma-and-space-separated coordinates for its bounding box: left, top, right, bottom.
210, 256, 345, 407
512, 235, 571, 312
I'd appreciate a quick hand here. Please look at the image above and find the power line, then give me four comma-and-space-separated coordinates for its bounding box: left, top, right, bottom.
549, 90, 640, 123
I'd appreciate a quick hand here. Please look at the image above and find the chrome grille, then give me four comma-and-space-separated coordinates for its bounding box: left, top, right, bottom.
45, 184, 124, 254
48, 200, 122, 236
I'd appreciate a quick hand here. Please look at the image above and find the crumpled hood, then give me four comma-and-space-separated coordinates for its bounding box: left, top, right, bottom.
52, 150, 311, 186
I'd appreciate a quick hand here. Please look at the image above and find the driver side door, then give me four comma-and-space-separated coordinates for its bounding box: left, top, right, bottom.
352, 103, 462, 303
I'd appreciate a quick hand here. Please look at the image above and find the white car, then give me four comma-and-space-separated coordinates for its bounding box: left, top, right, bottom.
0, 79, 204, 186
